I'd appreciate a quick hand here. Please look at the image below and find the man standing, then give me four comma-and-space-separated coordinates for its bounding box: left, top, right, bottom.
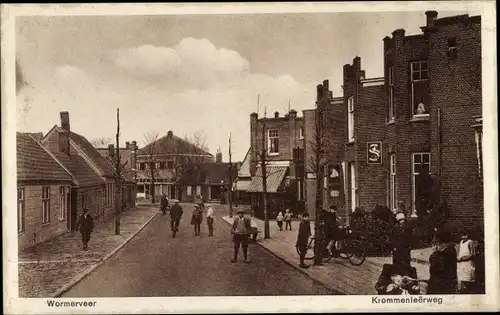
160, 193, 169, 215
170, 201, 183, 237
76, 208, 94, 251
206, 205, 215, 236
231, 209, 251, 263
296, 212, 311, 268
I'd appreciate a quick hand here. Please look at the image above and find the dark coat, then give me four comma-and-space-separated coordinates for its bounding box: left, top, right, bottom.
375, 263, 419, 295
160, 196, 169, 209
77, 214, 94, 234
391, 222, 414, 250
170, 204, 183, 219
296, 220, 311, 247
191, 208, 203, 225
428, 245, 458, 294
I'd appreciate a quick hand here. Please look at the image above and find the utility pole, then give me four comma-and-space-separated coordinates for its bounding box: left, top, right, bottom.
228, 133, 233, 218
313, 101, 324, 265
262, 102, 270, 239
115, 108, 121, 235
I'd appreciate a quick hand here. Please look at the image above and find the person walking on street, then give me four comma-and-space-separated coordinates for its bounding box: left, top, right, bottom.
76, 208, 94, 251
391, 212, 414, 266
170, 201, 183, 237
191, 204, 203, 236
284, 208, 293, 231
327, 205, 341, 257
296, 212, 311, 268
457, 229, 477, 293
160, 193, 169, 215
231, 209, 252, 263
206, 205, 215, 236
276, 211, 284, 231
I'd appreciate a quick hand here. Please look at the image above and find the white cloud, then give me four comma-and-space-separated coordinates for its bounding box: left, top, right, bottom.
18, 38, 315, 161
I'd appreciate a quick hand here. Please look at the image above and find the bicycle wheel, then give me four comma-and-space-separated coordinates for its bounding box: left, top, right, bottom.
296, 237, 316, 260
346, 240, 366, 266
337, 240, 353, 259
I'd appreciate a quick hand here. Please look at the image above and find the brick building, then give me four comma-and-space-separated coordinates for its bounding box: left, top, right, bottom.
17, 133, 74, 250
247, 110, 305, 218
303, 80, 345, 220
41, 112, 120, 230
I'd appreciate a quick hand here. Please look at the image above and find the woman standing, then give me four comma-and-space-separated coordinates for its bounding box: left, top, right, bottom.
427, 228, 458, 294
191, 204, 203, 236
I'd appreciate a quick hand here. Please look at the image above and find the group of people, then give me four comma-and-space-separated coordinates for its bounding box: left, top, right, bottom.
379, 212, 482, 295
276, 209, 294, 231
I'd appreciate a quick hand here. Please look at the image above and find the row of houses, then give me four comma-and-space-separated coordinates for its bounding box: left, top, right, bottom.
237, 11, 483, 232
17, 112, 137, 250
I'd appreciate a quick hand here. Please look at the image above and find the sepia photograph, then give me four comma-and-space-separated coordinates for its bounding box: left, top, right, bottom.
2, 1, 498, 314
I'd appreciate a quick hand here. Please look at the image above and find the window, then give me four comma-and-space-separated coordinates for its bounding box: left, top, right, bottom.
149, 162, 156, 170
106, 182, 114, 206
59, 187, 68, 220
389, 154, 396, 212
388, 67, 395, 121
348, 96, 355, 142
42, 187, 50, 224
159, 161, 166, 169
167, 161, 174, 169
18, 188, 25, 233
410, 61, 430, 117
187, 186, 192, 196
81, 192, 89, 210
412, 153, 431, 212
139, 162, 145, 170
299, 127, 304, 139
196, 185, 201, 197
349, 163, 357, 212
268, 129, 279, 155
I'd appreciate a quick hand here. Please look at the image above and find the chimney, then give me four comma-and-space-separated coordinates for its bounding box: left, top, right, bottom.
60, 111, 70, 131
108, 144, 115, 159
167, 130, 173, 138
323, 80, 329, 94
59, 111, 70, 155
126, 141, 130, 149
392, 29, 406, 39
288, 109, 297, 119
353, 56, 361, 71
216, 151, 222, 164
274, 111, 279, 118
316, 84, 324, 101
131, 140, 137, 171
425, 11, 438, 27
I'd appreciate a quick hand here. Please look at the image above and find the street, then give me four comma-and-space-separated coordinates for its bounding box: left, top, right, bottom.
63, 205, 336, 297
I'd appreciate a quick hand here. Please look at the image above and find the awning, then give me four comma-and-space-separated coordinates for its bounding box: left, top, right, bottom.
247, 166, 288, 193
236, 179, 252, 191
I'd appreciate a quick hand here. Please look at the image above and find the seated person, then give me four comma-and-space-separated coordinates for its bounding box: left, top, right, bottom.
375, 261, 424, 295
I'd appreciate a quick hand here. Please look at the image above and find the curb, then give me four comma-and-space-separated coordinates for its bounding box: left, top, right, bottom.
221, 217, 341, 294
51, 210, 160, 298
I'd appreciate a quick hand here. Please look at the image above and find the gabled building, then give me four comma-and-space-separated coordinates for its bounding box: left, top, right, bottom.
135, 130, 214, 200
41, 112, 120, 229
17, 132, 75, 249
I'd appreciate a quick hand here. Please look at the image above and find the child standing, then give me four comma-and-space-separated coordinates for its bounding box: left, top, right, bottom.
276, 211, 284, 231
284, 209, 292, 231
296, 212, 311, 268
457, 230, 477, 293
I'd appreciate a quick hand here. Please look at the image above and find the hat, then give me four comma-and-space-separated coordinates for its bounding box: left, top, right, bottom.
237, 209, 245, 214
395, 213, 406, 221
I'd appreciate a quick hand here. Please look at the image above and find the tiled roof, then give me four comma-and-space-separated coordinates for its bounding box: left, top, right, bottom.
70, 132, 116, 177
238, 148, 251, 177
52, 152, 105, 187
17, 133, 74, 182
247, 166, 288, 193
137, 133, 213, 157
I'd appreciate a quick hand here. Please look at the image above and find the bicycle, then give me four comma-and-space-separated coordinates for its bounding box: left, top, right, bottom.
296, 227, 366, 266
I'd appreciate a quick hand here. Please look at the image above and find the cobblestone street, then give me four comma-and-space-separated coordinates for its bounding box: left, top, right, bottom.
18, 205, 158, 298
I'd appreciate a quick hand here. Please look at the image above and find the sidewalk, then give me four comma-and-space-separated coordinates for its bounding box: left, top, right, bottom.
222, 213, 430, 295
18, 205, 159, 298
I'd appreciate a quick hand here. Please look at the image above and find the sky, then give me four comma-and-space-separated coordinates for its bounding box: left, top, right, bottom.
16, 9, 478, 162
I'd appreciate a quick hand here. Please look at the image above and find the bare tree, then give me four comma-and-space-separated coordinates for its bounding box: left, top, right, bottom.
143, 131, 160, 204
90, 136, 114, 148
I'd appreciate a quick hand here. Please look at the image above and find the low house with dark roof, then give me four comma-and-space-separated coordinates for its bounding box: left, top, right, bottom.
135, 130, 214, 201
40, 112, 120, 229
17, 132, 75, 250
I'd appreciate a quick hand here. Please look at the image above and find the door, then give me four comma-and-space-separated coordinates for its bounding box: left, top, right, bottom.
66, 188, 71, 230
350, 163, 357, 212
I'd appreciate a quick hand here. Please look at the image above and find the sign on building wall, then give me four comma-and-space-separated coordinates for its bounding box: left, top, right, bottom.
367, 142, 383, 164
